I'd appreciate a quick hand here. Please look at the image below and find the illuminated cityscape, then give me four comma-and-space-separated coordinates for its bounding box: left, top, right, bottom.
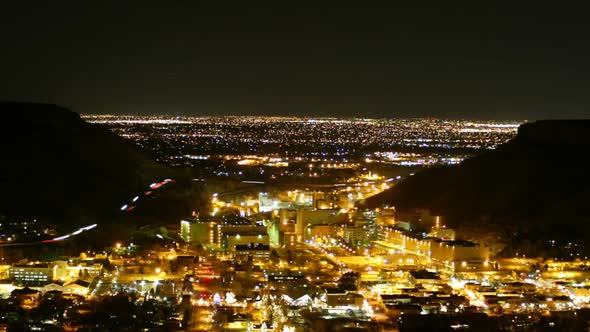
2, 2, 590, 331
3, 113, 590, 331
84, 115, 519, 171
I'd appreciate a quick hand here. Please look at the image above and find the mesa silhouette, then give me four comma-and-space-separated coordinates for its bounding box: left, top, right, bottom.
0, 102, 172, 225
363, 120, 590, 239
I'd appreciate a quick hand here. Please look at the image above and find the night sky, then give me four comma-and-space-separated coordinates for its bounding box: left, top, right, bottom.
1, 3, 589, 119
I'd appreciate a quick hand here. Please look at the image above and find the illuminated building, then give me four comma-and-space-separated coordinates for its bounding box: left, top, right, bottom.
279, 208, 297, 224
176, 255, 198, 269
235, 243, 270, 260
180, 219, 217, 245
343, 214, 377, 247
408, 270, 441, 286
9, 264, 56, 286
267, 218, 296, 248
428, 228, 456, 241
295, 208, 344, 241
396, 209, 441, 229
131, 279, 175, 297
343, 226, 373, 247
54, 260, 103, 280
375, 208, 396, 227
306, 224, 335, 240
0, 280, 15, 297
0, 265, 10, 279
224, 232, 269, 251
267, 219, 281, 246
324, 288, 364, 308
10, 287, 41, 309
430, 240, 490, 271
41, 282, 66, 293
283, 231, 297, 248
268, 273, 306, 287
65, 279, 91, 296
377, 228, 489, 271
259, 192, 296, 212
313, 192, 351, 210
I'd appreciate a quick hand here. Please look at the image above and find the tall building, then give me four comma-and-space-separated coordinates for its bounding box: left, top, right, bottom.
180, 219, 217, 245
268, 217, 295, 248
343, 226, 374, 247
295, 208, 344, 241
283, 231, 297, 248
376, 208, 396, 226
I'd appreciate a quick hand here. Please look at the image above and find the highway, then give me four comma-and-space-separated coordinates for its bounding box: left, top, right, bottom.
1, 178, 176, 247
0, 223, 97, 247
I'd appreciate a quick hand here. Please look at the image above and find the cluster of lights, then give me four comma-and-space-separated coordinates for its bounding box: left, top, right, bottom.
84, 115, 520, 163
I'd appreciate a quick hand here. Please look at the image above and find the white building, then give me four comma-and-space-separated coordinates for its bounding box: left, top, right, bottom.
9, 264, 56, 286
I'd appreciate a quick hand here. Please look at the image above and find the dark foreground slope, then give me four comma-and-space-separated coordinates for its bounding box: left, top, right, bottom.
363, 120, 590, 239
0, 102, 172, 225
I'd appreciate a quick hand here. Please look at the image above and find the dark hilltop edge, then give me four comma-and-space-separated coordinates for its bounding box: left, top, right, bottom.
0, 101, 177, 226
362, 120, 590, 253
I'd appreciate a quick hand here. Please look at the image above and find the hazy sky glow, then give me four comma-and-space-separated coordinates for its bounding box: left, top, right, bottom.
1, 3, 589, 119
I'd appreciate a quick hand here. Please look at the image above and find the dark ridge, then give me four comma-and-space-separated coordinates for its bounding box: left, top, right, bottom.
362, 119, 590, 238
515, 120, 590, 146
0, 101, 172, 225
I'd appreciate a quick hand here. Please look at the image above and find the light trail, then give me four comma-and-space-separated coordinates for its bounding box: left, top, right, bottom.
44, 223, 99, 243
2, 177, 174, 247
0, 223, 98, 246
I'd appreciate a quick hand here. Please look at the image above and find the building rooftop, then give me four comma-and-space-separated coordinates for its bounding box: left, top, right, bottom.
324, 287, 348, 294
436, 240, 478, 247
235, 243, 270, 250
409, 270, 440, 280
11, 263, 52, 268
11, 287, 40, 296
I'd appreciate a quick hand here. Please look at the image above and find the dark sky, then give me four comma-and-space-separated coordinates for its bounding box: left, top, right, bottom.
1, 3, 589, 119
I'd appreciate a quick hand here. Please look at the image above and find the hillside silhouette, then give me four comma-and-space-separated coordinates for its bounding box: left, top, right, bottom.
363, 120, 590, 240
0, 102, 173, 225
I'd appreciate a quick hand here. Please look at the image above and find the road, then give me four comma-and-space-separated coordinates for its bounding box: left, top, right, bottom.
190, 304, 213, 331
